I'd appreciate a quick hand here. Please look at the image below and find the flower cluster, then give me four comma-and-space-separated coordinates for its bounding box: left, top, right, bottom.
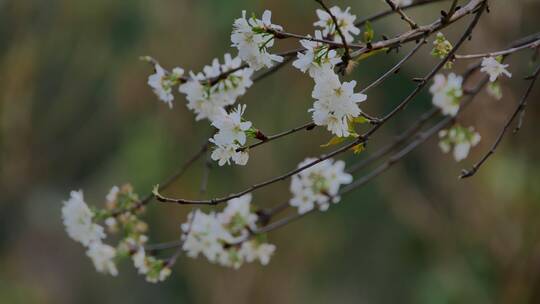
147, 63, 184, 108
62, 190, 118, 276
310, 70, 367, 137
289, 158, 353, 214
293, 30, 342, 78
439, 125, 481, 162
314, 6, 360, 43
181, 194, 276, 268
62, 185, 172, 283
209, 104, 252, 166
179, 54, 254, 122
430, 73, 463, 116
481, 56, 512, 82
431, 32, 453, 69
231, 10, 284, 71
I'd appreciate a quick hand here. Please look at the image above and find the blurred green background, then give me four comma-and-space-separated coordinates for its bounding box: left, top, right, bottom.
1, 0, 540, 303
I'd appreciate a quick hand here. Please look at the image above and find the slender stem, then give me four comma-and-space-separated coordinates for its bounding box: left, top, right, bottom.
355, 0, 449, 28
454, 39, 540, 59
237, 122, 315, 152
460, 64, 540, 179
360, 38, 427, 94
384, 0, 419, 29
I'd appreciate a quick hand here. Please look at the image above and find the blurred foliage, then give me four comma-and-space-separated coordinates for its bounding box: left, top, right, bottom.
1, 0, 540, 303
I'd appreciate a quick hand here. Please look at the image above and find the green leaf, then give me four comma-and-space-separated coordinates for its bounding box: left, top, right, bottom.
363, 21, 374, 43
354, 48, 388, 62
351, 116, 369, 124
321, 136, 346, 147
351, 143, 365, 155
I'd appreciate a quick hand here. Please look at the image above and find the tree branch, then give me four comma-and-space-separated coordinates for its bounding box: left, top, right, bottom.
459, 64, 540, 179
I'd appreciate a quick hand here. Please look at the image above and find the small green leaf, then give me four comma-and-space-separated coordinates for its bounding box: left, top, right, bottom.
363, 21, 374, 43
351, 143, 365, 155
321, 136, 346, 147
351, 116, 369, 124
355, 48, 388, 62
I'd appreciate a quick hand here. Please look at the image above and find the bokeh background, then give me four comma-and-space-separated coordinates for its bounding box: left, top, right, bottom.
2, 0, 540, 303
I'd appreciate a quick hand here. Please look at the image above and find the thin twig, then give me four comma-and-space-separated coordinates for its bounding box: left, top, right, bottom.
455, 38, 540, 59
460, 64, 540, 179
360, 38, 427, 94
355, 0, 449, 28
384, 0, 419, 29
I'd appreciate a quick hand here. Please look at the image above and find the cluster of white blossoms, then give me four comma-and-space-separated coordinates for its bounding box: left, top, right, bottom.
62, 185, 173, 282
293, 30, 342, 78
293, 6, 367, 138
430, 73, 463, 116
181, 194, 276, 268
62, 190, 118, 276
289, 158, 353, 214
179, 54, 254, 122
313, 6, 360, 43
439, 125, 481, 162
147, 64, 184, 108
310, 72, 367, 137
209, 104, 252, 166
480, 56, 512, 82
231, 10, 284, 71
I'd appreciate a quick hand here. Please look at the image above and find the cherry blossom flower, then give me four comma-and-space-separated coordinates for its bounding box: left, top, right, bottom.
430, 73, 463, 116
289, 158, 353, 214
481, 56, 512, 82
313, 6, 360, 43
439, 125, 481, 162
231, 10, 284, 70
86, 242, 118, 276
62, 190, 105, 246
310, 70, 367, 137
147, 64, 184, 108
293, 30, 341, 76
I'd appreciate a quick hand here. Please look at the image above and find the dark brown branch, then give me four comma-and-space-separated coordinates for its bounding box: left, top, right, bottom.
237, 122, 315, 152
355, 0, 449, 28
111, 142, 209, 217
460, 64, 540, 179
384, 0, 419, 29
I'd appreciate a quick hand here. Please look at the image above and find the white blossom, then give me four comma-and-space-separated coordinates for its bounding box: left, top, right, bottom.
430, 73, 463, 117
179, 54, 253, 123
105, 185, 119, 204
86, 242, 118, 276
212, 104, 252, 146
147, 64, 184, 108
132, 247, 148, 275
239, 241, 276, 265
217, 194, 257, 232
289, 158, 353, 214
209, 140, 249, 166
481, 57, 512, 82
181, 196, 276, 268
231, 10, 284, 70
62, 190, 105, 247
293, 30, 341, 76
310, 70, 367, 137
313, 6, 360, 43
439, 125, 481, 162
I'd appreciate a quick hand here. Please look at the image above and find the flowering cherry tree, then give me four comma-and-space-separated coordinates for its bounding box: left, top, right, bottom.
61, 0, 540, 283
